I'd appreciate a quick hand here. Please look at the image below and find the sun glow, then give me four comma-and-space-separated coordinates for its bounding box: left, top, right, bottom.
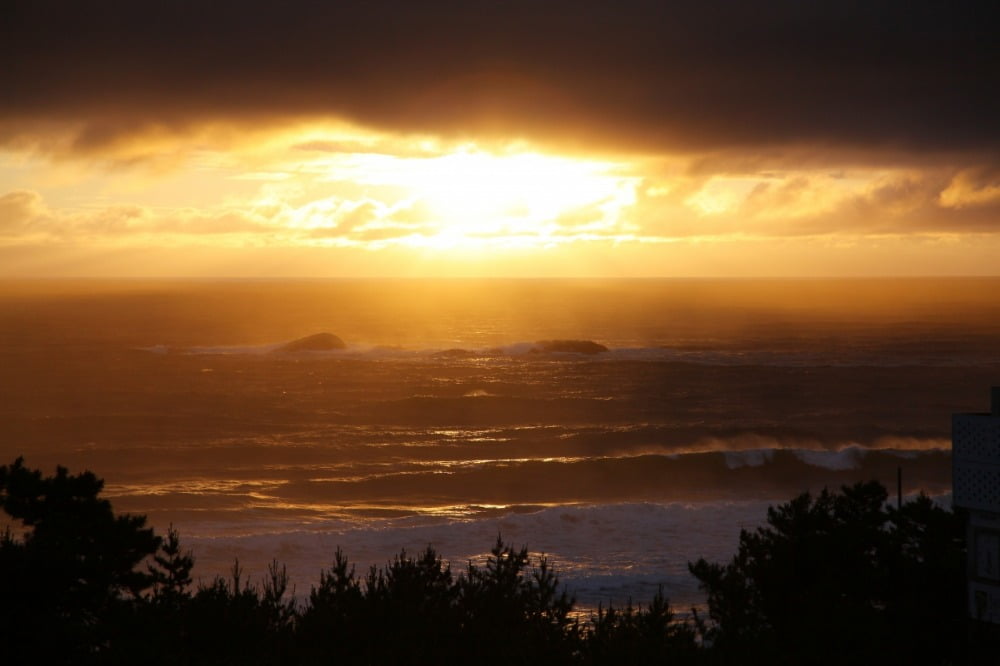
411, 151, 622, 223
320, 147, 638, 248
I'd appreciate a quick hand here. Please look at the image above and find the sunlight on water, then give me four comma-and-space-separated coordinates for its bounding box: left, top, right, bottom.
1, 277, 998, 606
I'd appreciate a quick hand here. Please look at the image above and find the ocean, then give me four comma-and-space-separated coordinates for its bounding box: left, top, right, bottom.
1, 277, 998, 610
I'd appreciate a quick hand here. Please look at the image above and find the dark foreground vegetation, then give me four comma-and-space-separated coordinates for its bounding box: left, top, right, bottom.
1, 458, 996, 664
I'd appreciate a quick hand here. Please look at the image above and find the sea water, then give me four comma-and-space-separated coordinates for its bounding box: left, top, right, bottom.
1, 278, 998, 610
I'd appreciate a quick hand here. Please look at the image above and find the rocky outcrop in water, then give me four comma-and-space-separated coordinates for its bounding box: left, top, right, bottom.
278, 333, 347, 352
532, 340, 609, 355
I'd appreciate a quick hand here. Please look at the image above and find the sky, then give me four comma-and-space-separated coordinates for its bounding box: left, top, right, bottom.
1, 0, 998, 277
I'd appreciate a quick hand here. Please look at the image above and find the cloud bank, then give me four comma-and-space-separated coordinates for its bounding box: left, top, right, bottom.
2, 0, 996, 162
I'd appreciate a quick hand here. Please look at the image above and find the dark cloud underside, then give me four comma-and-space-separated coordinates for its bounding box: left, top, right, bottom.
2, 0, 997, 156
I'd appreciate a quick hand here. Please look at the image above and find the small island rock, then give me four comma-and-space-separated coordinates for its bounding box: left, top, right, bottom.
533, 340, 609, 355
278, 332, 347, 352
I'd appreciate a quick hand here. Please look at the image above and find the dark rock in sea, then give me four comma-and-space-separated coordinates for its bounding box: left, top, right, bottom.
532, 340, 609, 355
278, 332, 346, 352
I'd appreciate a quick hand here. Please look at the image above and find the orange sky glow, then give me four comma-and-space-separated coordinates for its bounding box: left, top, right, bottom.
1, 2, 997, 277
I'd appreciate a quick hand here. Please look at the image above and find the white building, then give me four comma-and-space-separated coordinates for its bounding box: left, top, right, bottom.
953, 387, 1000, 623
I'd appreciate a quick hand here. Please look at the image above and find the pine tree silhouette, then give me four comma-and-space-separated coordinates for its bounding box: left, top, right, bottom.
0, 457, 161, 664
689, 481, 967, 666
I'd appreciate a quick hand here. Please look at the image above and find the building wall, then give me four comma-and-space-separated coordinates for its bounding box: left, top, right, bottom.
953, 409, 1000, 623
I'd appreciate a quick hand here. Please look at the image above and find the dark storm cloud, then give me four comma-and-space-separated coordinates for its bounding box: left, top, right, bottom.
1, 0, 997, 158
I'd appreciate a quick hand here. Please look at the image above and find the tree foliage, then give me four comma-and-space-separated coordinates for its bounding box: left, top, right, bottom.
0, 457, 162, 664
689, 480, 967, 666
585, 587, 698, 665
1, 459, 697, 664
3, 459, 983, 665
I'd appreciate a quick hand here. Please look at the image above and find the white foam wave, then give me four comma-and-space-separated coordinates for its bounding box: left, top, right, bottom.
463, 389, 496, 398
792, 446, 868, 470
723, 449, 776, 469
